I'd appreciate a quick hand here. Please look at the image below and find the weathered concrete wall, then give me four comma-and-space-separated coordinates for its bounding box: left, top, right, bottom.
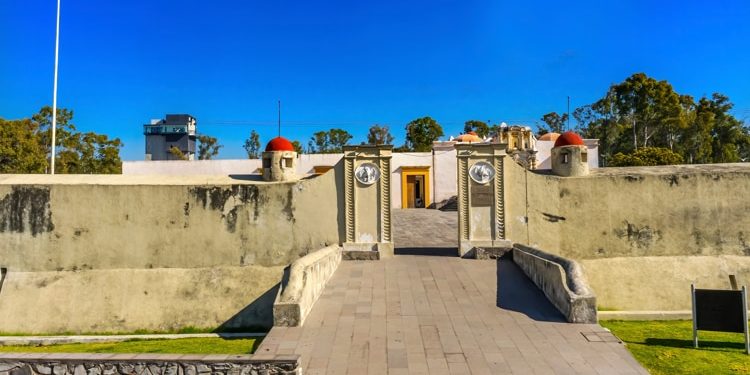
505, 162, 750, 311
0, 169, 343, 333
507, 163, 750, 259
581, 255, 750, 311
512, 244, 597, 323
274, 245, 342, 326
0, 355, 300, 375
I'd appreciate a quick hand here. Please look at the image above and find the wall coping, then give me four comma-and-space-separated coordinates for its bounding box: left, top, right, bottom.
514, 244, 595, 298
273, 245, 342, 326
512, 244, 597, 323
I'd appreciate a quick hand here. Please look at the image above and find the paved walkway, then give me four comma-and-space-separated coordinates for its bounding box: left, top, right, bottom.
257, 257, 645, 374
256, 209, 646, 374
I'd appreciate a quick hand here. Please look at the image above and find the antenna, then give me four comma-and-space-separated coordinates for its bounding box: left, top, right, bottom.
277, 100, 281, 137
567, 96, 571, 131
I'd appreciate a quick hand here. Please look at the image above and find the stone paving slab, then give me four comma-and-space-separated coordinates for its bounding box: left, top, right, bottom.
256, 256, 647, 374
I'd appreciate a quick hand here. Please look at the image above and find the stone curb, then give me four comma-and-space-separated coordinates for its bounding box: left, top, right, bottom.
0, 333, 264, 346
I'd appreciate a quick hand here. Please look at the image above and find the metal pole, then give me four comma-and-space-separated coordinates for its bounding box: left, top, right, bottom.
50, 0, 61, 174
692, 284, 698, 348
743, 286, 749, 355
277, 100, 281, 137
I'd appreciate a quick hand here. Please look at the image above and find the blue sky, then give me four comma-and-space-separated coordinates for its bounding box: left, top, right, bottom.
2, 1, 749, 160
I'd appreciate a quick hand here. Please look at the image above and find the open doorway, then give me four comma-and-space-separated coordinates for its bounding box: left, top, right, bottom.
401, 167, 430, 209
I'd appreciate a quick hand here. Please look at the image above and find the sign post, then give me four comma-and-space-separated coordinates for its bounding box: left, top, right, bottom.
692, 284, 749, 354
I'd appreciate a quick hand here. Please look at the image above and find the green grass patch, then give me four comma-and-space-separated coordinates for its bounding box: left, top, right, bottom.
0, 338, 259, 354
0, 326, 268, 337
601, 320, 750, 375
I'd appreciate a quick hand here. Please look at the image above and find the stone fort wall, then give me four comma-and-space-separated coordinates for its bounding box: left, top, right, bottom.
0, 168, 343, 333
505, 161, 750, 310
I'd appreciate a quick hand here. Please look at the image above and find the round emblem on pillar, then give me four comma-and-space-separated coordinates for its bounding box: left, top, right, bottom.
355, 162, 381, 185
469, 161, 495, 184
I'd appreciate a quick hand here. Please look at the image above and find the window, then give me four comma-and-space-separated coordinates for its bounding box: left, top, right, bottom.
284, 158, 293, 168
562, 153, 569, 164
262, 158, 271, 168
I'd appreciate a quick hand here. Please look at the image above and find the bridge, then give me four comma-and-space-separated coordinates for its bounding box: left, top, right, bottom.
257, 209, 646, 374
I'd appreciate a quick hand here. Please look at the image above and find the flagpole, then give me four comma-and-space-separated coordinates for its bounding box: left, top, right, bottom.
50, 0, 61, 174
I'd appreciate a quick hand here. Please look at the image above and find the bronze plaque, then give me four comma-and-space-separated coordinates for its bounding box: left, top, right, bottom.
471, 183, 494, 207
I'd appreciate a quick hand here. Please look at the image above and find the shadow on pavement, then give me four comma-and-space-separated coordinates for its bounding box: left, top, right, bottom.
394, 247, 458, 257
496, 257, 566, 322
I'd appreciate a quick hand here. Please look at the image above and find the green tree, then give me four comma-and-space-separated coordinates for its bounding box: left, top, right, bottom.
291, 140, 304, 154
309, 131, 330, 153
573, 73, 749, 166
30, 106, 123, 173
405, 116, 443, 152
463, 120, 490, 138
243, 130, 261, 159
308, 129, 352, 153
539, 112, 569, 135
367, 124, 394, 145
0, 118, 47, 173
169, 146, 189, 160
610, 147, 684, 167
328, 128, 352, 152
197, 135, 222, 160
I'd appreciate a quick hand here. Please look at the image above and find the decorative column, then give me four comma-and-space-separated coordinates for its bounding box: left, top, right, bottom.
455, 143, 511, 257
342, 145, 394, 259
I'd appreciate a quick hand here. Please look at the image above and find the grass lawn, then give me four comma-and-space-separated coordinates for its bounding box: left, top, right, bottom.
0, 337, 259, 354
601, 320, 749, 375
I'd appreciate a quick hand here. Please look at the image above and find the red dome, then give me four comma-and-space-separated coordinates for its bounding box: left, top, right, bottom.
553, 131, 585, 147
265, 137, 295, 152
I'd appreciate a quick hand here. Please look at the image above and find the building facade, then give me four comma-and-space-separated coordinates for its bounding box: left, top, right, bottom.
144, 114, 197, 161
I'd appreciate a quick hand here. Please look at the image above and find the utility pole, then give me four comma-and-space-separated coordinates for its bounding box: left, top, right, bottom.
50, 0, 61, 174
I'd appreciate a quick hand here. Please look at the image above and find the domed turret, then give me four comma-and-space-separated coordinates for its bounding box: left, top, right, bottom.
265, 137, 295, 152
551, 131, 588, 177
553, 131, 585, 147
262, 136, 297, 181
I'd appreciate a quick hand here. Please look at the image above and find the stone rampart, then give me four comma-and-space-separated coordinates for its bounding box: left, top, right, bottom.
512, 244, 597, 323
0, 169, 343, 333
505, 162, 750, 311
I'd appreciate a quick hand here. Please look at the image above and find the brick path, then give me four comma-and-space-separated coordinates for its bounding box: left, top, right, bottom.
255, 209, 647, 374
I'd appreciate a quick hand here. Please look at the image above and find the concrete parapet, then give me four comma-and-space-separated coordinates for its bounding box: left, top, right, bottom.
273, 245, 342, 327
512, 244, 597, 323
0, 354, 300, 375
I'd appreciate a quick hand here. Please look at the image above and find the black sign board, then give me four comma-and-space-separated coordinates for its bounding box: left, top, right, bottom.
692, 284, 749, 354
694, 289, 745, 333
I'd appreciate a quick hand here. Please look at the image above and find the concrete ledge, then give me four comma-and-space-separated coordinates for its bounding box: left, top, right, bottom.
0, 333, 264, 346
512, 244, 597, 323
598, 310, 692, 320
342, 242, 394, 259
273, 245, 342, 327
0, 354, 300, 374
342, 251, 380, 261
598, 310, 750, 320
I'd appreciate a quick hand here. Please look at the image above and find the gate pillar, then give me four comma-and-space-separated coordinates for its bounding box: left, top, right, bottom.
342, 145, 394, 258
455, 143, 511, 257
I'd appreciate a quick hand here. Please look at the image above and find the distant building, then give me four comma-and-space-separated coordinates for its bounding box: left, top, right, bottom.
143, 114, 197, 160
